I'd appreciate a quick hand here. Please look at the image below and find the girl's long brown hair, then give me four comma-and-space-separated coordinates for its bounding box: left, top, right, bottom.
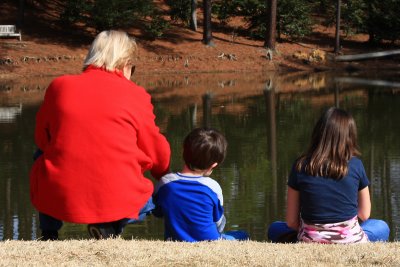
295, 107, 360, 180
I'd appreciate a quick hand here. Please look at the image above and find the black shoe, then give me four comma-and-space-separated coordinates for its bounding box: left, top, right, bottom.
40, 230, 58, 241
87, 224, 116, 239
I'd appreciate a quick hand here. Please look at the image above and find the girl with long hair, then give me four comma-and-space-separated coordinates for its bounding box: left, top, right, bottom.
268, 107, 389, 243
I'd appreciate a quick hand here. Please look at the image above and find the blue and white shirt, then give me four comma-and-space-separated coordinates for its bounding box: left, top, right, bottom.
154, 172, 226, 242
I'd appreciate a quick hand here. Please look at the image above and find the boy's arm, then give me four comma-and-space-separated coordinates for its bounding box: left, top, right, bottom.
152, 177, 170, 218
213, 184, 225, 233
215, 214, 226, 233
151, 192, 163, 218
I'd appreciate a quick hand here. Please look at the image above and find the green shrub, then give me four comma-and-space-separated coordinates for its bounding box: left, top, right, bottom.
60, 0, 169, 38
166, 0, 192, 25
213, 0, 312, 40
145, 15, 171, 38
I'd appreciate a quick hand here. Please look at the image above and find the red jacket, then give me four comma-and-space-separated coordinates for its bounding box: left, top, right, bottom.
30, 66, 171, 223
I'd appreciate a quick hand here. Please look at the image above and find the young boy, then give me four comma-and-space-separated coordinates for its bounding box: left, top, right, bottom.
154, 127, 249, 242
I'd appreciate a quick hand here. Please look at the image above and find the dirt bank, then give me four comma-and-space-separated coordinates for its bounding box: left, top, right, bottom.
1, 22, 399, 81
2, 0, 400, 80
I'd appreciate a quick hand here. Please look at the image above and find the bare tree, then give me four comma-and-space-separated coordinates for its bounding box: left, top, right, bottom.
265, 0, 277, 50
334, 0, 341, 53
203, 0, 214, 46
18, 0, 25, 28
190, 0, 198, 31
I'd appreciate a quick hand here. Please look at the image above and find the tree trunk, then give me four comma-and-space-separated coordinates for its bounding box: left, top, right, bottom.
18, 0, 25, 28
190, 0, 198, 31
368, 31, 375, 44
265, 0, 277, 50
202, 0, 214, 46
334, 0, 341, 53
366, 2, 376, 44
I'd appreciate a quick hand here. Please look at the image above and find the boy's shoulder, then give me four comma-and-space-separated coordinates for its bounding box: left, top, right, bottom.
156, 173, 223, 203
159, 172, 180, 184
159, 172, 221, 187
154, 173, 179, 194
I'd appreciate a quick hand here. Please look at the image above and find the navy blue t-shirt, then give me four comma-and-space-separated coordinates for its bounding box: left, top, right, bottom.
288, 157, 369, 223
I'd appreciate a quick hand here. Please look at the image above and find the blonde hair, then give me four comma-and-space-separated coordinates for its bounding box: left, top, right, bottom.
83, 30, 137, 71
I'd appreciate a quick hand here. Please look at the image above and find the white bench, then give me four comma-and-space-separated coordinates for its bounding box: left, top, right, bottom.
0, 25, 22, 41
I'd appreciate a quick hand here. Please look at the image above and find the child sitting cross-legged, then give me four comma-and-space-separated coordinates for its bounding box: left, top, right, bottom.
268, 107, 390, 244
154, 127, 249, 242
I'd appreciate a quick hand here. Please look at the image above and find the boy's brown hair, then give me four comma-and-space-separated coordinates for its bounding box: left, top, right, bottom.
183, 128, 227, 171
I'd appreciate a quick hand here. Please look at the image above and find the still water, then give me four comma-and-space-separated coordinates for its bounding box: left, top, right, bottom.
1, 71, 400, 241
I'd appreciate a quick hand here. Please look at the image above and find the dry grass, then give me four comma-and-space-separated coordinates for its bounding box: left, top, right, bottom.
0, 240, 399, 266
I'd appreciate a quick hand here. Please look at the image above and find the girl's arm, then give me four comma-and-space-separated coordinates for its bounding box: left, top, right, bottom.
286, 186, 300, 230
358, 186, 371, 221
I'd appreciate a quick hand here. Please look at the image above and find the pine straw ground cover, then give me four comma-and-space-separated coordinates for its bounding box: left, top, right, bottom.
0, 240, 398, 266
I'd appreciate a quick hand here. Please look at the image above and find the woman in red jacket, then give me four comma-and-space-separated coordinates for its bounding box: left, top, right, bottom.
30, 30, 171, 240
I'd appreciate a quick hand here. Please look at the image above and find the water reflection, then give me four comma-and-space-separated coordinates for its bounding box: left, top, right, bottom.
202, 93, 212, 128
0, 71, 400, 241
0, 104, 22, 123
264, 84, 278, 229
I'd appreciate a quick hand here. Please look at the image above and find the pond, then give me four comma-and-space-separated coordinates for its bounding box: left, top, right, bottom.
1, 70, 400, 241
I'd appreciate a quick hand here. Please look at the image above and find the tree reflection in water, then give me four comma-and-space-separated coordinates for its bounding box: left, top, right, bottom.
1, 72, 399, 241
